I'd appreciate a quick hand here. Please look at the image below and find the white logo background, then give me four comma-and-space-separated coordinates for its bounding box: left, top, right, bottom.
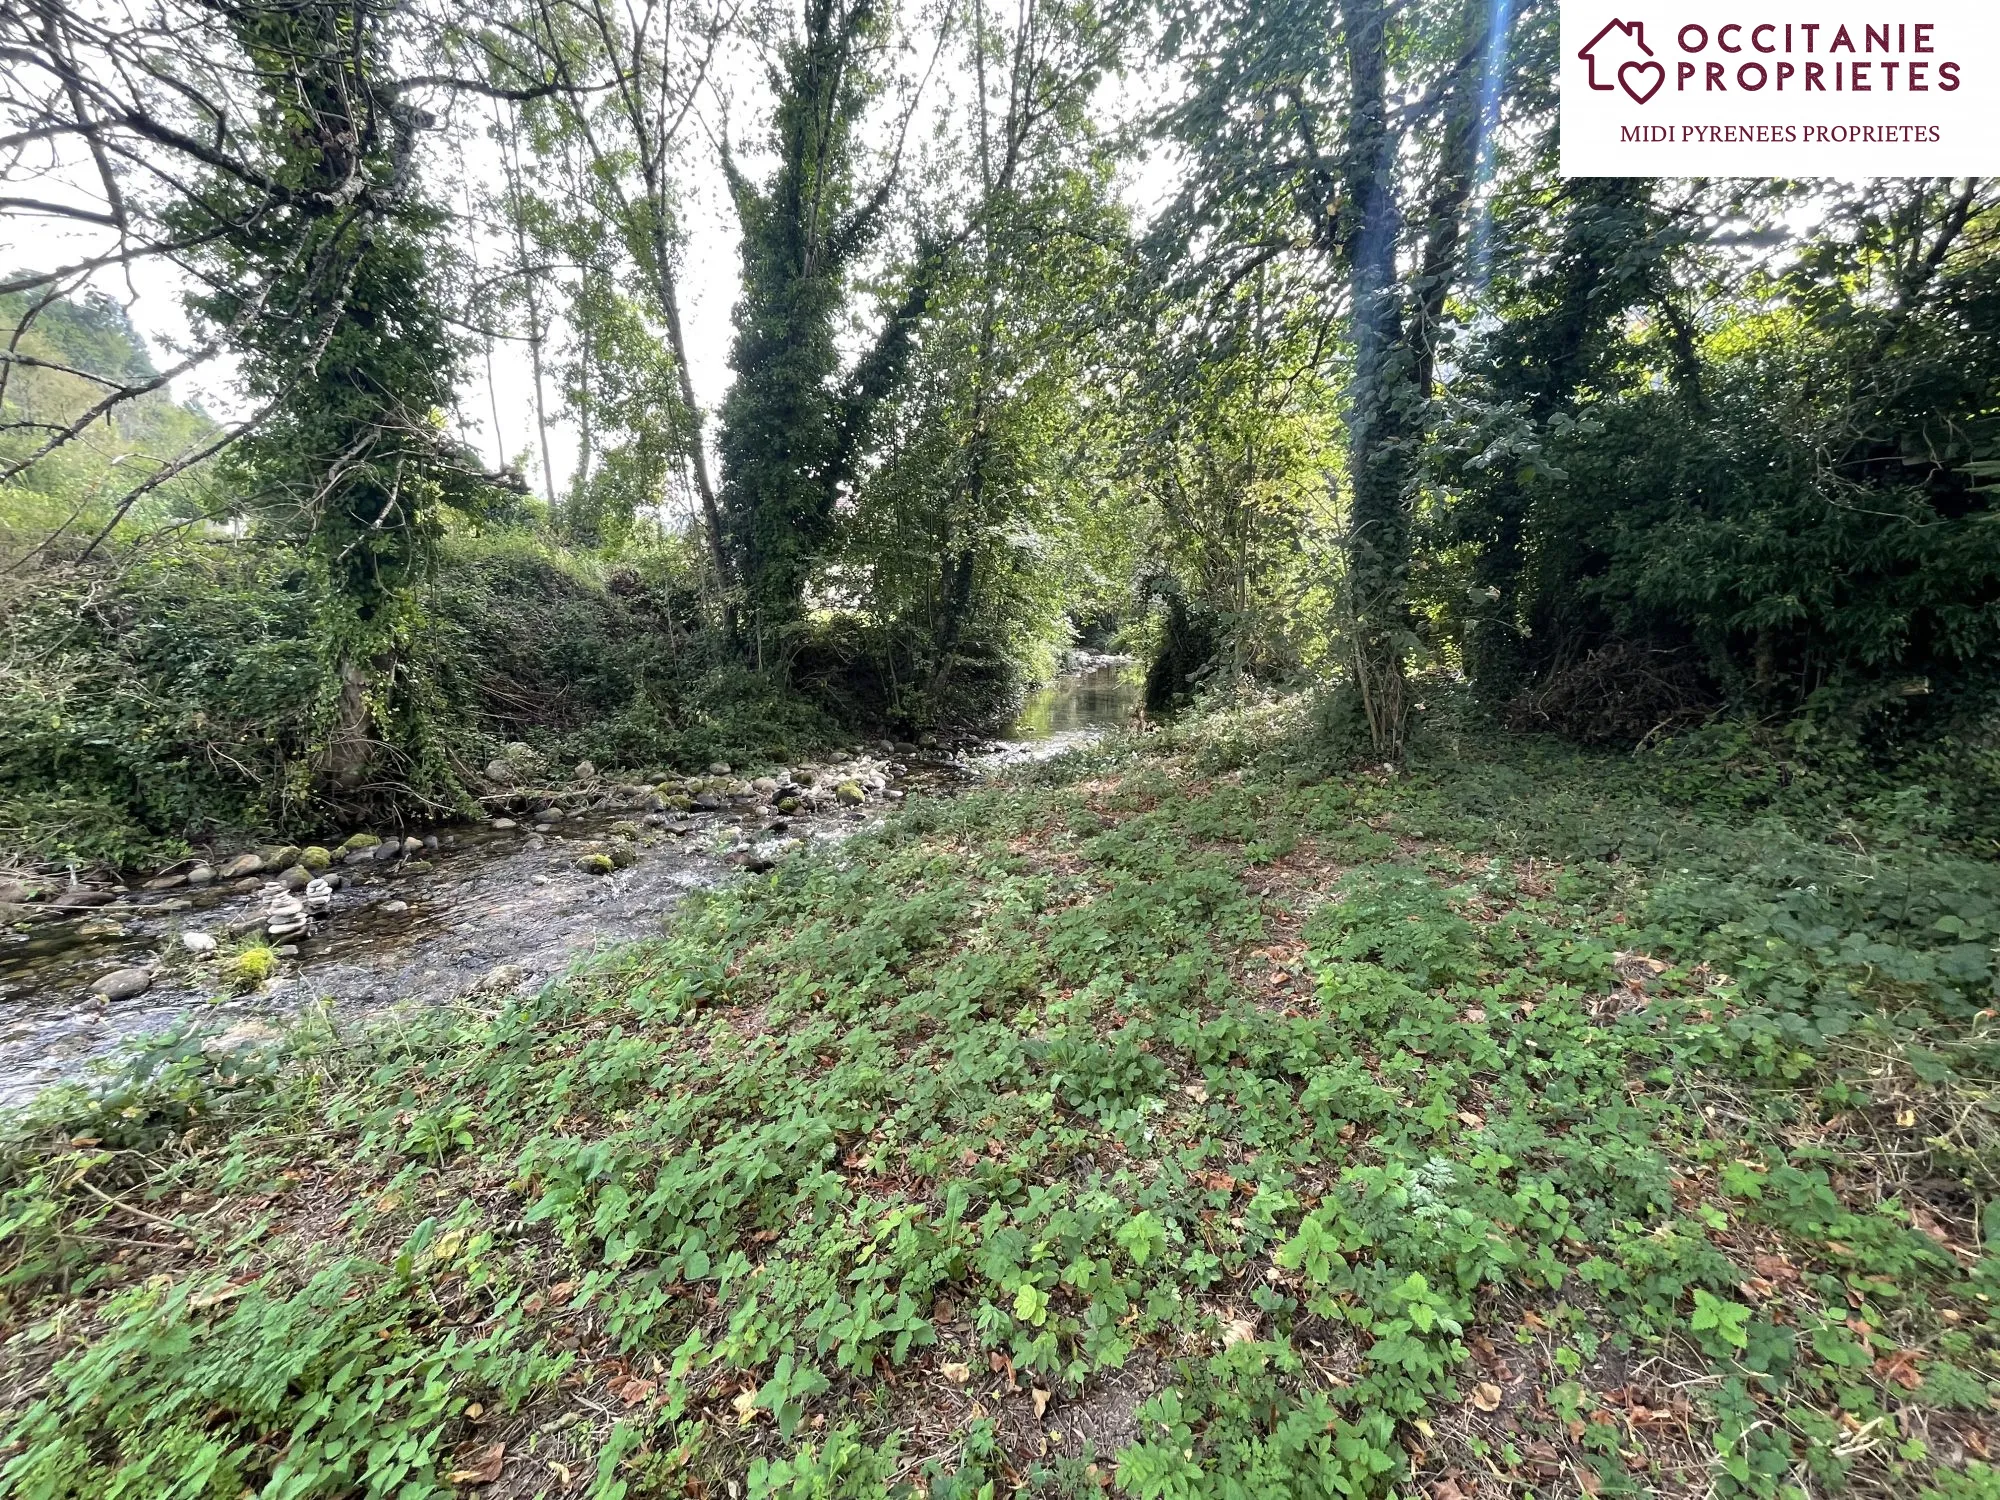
1561, 2, 2000, 176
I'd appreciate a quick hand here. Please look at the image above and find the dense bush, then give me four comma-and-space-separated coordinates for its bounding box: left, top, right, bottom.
1441, 181, 2000, 755
0, 532, 838, 868
0, 551, 319, 868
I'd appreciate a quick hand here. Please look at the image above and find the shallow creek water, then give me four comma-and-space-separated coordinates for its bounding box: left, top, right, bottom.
0, 662, 1142, 1106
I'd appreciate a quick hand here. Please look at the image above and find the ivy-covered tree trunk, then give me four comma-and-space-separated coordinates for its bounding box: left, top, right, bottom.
181, 1, 498, 809
1336, 0, 1417, 759
717, 0, 933, 669
717, 0, 877, 664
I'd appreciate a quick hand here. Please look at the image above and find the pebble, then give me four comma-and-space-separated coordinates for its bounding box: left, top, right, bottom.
709, 761, 732, 775
382, 900, 409, 914
490, 818, 518, 831
180, 931, 218, 954
90, 967, 152, 1001
221, 853, 264, 879
144, 872, 187, 891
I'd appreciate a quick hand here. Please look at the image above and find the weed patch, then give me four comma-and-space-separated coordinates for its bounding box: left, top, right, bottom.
2, 715, 1995, 1498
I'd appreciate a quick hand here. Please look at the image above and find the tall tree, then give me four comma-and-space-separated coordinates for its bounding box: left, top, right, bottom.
177, 0, 534, 801
516, 0, 735, 576
717, 0, 925, 666
1150, 0, 1539, 755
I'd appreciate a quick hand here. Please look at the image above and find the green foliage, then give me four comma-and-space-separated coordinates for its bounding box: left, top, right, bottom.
718, 0, 902, 646
0, 550, 318, 866
1446, 178, 2000, 743
176, 0, 511, 804
4, 704, 1992, 1495
3, 1235, 560, 1500
0, 529, 832, 866
0, 287, 220, 569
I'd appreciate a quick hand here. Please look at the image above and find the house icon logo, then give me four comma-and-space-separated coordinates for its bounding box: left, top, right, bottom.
1578, 18, 1664, 104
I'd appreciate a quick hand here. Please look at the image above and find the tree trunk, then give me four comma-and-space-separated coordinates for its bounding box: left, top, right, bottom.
1338, 0, 1415, 759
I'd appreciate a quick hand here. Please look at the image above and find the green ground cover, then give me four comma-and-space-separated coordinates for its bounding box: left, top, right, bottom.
2, 699, 1995, 1499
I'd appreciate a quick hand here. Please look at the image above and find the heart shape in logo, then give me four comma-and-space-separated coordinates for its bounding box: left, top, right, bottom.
1618, 59, 1664, 104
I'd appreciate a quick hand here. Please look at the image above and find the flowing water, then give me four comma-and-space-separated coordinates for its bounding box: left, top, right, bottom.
0, 662, 1143, 1106
990, 658, 1143, 763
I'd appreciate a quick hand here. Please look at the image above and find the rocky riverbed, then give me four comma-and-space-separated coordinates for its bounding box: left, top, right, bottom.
0, 663, 1141, 1107
0, 750, 950, 1105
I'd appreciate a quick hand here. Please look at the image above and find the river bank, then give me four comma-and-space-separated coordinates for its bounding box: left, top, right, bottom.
0, 663, 1144, 1103
2, 694, 1988, 1497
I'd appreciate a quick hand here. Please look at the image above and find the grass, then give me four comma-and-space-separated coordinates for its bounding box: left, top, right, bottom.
1, 694, 1996, 1499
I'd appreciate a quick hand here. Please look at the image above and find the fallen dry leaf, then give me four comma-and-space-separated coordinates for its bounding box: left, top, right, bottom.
1471, 1381, 1503, 1413
1874, 1349, 1924, 1391
989, 1350, 1017, 1389
941, 1361, 971, 1383
1752, 1253, 1798, 1283
1032, 1387, 1051, 1419
731, 1388, 760, 1425
446, 1442, 505, 1485
1222, 1316, 1258, 1346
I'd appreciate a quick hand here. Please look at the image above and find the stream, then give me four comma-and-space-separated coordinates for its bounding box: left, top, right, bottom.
0, 659, 1141, 1107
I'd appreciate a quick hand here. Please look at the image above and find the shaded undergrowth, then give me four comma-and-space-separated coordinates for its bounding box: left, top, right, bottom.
1, 701, 1995, 1499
